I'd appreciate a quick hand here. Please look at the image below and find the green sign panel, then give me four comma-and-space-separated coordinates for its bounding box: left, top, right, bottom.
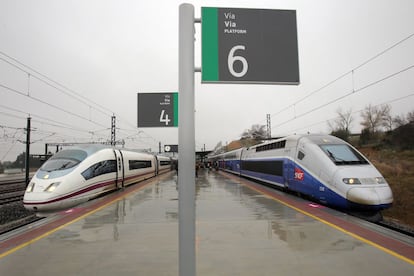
202, 7, 299, 84
137, 92, 178, 127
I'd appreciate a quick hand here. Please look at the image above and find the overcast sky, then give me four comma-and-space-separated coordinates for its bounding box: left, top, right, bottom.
1, 0, 413, 162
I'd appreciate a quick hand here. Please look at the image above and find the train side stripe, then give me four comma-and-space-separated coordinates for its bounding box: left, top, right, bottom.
23, 171, 155, 205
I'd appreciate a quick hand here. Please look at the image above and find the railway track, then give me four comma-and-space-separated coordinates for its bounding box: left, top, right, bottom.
378, 219, 414, 238
0, 179, 27, 205
0, 213, 43, 235
0, 176, 39, 235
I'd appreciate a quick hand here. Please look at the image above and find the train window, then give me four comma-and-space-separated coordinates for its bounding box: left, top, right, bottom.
40, 149, 87, 171
129, 160, 152, 170
297, 151, 305, 160
255, 140, 286, 152
160, 160, 171, 166
241, 160, 284, 176
81, 160, 117, 180
320, 145, 369, 165
49, 149, 88, 162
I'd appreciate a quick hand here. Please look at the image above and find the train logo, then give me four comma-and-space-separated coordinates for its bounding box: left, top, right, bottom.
294, 167, 304, 181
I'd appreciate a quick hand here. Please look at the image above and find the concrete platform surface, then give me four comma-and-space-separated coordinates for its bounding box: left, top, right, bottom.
0, 170, 413, 275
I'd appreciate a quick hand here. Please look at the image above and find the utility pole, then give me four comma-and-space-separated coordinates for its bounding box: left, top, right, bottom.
111, 115, 116, 146
25, 116, 31, 186
266, 114, 271, 138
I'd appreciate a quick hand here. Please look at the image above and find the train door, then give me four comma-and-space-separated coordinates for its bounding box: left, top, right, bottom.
154, 155, 159, 175
292, 140, 324, 201
287, 140, 307, 193
113, 149, 125, 189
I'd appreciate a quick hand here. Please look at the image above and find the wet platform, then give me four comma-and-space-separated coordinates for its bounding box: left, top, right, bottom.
1, 169, 413, 275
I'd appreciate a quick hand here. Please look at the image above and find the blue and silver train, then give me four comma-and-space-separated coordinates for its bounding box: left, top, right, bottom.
209, 134, 393, 212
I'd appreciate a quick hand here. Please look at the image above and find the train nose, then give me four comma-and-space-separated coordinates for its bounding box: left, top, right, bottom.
347, 186, 393, 206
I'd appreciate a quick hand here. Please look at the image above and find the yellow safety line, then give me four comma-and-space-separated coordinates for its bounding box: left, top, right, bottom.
0, 175, 165, 259
233, 174, 414, 266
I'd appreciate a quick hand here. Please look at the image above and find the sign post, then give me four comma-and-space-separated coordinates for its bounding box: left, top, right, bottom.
178, 4, 195, 276
178, 5, 300, 276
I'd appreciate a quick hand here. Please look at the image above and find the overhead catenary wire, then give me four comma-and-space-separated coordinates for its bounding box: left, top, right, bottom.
0, 51, 116, 147
1, 132, 24, 162
265, 32, 414, 122
0, 51, 113, 117
0, 51, 165, 152
266, 32, 414, 134
270, 32, 414, 120
271, 65, 414, 130
0, 82, 108, 129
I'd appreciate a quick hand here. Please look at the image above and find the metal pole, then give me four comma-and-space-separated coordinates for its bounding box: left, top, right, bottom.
25, 117, 31, 185
111, 115, 116, 146
179, 3, 195, 276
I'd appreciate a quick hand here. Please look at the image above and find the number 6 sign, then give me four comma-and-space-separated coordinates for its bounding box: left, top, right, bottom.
202, 7, 300, 85
228, 45, 248, 78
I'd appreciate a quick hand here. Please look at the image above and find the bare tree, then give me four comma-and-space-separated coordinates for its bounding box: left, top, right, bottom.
393, 114, 408, 128
407, 111, 414, 122
328, 107, 354, 133
360, 104, 391, 133
241, 124, 267, 140
382, 109, 394, 131
392, 109, 414, 129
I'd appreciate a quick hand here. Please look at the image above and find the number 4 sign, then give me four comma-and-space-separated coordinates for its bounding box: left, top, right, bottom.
202, 7, 300, 84
137, 92, 178, 127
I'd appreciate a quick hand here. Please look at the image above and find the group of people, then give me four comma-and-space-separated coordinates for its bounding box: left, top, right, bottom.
174, 161, 218, 178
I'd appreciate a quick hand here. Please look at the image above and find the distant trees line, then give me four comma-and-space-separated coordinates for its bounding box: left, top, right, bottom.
0, 153, 49, 174
210, 104, 413, 155
329, 104, 414, 149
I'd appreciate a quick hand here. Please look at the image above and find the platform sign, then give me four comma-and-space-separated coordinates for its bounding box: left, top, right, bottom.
137, 92, 178, 127
202, 7, 299, 84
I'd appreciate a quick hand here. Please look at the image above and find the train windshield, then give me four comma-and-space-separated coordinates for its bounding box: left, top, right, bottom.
319, 144, 369, 165
40, 149, 88, 171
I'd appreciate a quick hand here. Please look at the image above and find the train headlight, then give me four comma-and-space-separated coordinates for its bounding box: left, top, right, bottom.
343, 178, 361, 185
26, 182, 35, 193
44, 182, 60, 192
375, 177, 387, 184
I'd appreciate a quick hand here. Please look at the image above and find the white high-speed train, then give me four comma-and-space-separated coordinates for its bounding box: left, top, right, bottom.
209, 134, 393, 212
23, 145, 171, 213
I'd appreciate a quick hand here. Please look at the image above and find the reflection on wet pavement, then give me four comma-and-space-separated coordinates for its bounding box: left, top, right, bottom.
1, 170, 413, 275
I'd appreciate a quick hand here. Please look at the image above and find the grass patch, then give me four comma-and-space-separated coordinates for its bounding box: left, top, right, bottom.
359, 147, 414, 227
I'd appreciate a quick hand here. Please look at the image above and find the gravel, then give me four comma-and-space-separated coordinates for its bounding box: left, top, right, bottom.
0, 201, 37, 234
